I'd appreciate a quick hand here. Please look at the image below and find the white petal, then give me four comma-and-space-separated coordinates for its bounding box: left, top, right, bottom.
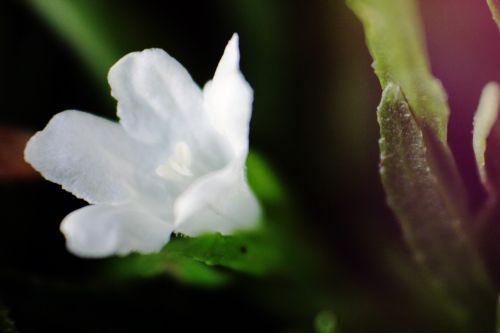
109, 48, 232, 172
60, 205, 173, 258
173, 157, 260, 236
203, 33, 253, 156
24, 110, 156, 205
108, 48, 204, 144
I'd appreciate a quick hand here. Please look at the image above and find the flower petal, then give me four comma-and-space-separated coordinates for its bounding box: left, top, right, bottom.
203, 33, 253, 155
60, 205, 173, 258
108, 48, 204, 144
109, 48, 232, 172
25, 110, 153, 205
173, 157, 260, 236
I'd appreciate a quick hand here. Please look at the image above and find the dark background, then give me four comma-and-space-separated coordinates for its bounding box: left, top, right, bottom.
1, 0, 499, 332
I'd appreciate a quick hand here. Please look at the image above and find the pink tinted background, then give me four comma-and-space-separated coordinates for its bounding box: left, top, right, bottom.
420, 0, 500, 208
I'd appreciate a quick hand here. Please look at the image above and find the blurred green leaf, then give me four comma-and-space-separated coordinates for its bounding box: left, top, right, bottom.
104, 248, 230, 287
346, 0, 450, 142
377, 83, 495, 332
106, 227, 286, 287
314, 310, 337, 333
166, 230, 283, 276
247, 151, 286, 205
27, 0, 122, 86
488, 0, 500, 28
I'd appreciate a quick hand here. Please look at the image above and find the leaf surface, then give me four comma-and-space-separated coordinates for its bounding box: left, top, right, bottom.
347, 0, 450, 141
378, 83, 494, 331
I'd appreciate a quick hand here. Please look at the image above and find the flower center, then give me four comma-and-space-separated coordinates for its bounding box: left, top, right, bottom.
155, 142, 193, 181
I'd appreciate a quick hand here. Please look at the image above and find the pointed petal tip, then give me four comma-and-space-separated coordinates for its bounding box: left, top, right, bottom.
214, 34, 242, 77
228, 32, 240, 54
229, 32, 239, 46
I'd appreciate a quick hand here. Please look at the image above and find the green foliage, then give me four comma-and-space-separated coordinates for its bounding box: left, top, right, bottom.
346, 0, 450, 142
488, 0, 500, 28
247, 152, 286, 205
106, 227, 286, 287
103, 247, 230, 287
166, 230, 282, 276
348, 0, 498, 329
27, 0, 122, 86
314, 310, 337, 333
377, 83, 495, 332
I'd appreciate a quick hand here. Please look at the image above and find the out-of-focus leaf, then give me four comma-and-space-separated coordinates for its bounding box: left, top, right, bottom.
346, 0, 450, 142
0, 302, 17, 333
473, 82, 500, 193
104, 249, 230, 287
378, 83, 495, 331
488, 0, 500, 28
314, 310, 337, 333
26, 0, 122, 86
247, 151, 286, 205
0, 127, 37, 181
166, 230, 284, 276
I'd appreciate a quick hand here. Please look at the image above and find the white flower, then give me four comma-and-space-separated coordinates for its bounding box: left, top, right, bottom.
24, 34, 260, 258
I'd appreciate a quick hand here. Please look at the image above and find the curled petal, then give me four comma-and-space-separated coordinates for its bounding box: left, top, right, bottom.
24, 111, 155, 205
203, 33, 253, 156
60, 205, 173, 258
173, 157, 260, 236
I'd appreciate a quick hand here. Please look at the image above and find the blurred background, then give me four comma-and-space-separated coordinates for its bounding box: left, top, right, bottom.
0, 0, 499, 332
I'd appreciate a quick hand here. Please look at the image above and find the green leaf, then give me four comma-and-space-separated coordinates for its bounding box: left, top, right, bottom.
488, 0, 500, 28
378, 83, 495, 331
346, 0, 450, 142
314, 310, 338, 333
247, 151, 287, 205
166, 231, 283, 276
103, 248, 231, 287
473, 82, 500, 193
26, 0, 122, 87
